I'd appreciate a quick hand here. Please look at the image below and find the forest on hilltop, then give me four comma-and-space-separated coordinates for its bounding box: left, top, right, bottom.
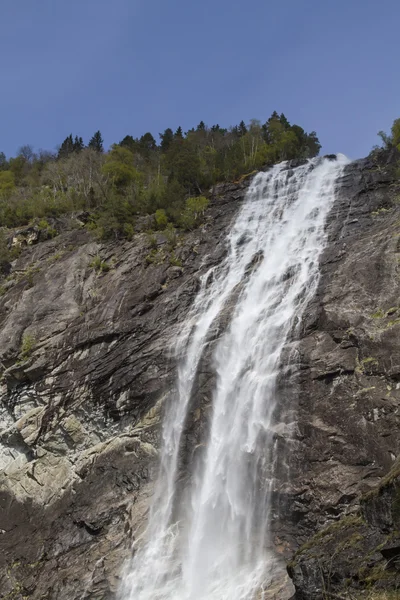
0, 113, 321, 241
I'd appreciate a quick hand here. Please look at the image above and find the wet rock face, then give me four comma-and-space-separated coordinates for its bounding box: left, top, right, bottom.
0, 180, 248, 599
0, 150, 399, 599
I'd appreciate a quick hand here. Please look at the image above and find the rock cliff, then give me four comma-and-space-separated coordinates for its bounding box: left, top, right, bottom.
0, 150, 399, 599
284, 149, 400, 597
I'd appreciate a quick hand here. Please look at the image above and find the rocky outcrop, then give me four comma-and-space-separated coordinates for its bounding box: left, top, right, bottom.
0, 150, 399, 599
288, 462, 400, 598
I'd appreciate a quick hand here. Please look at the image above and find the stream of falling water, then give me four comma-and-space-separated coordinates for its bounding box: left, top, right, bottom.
119, 155, 349, 600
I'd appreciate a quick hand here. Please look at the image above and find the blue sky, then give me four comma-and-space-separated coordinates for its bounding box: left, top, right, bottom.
1, 0, 399, 159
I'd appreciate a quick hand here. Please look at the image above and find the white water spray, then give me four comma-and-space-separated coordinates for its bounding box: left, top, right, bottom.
120, 156, 349, 600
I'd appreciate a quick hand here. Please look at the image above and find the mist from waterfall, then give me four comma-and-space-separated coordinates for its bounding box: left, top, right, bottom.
119, 155, 349, 600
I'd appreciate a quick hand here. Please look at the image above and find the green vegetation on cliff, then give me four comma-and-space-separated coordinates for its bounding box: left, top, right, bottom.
0, 113, 320, 238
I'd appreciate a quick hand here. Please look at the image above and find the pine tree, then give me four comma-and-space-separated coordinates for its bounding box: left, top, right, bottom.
73, 136, 84, 152
139, 132, 157, 152
279, 113, 290, 129
174, 126, 184, 139
238, 120, 248, 137
120, 135, 137, 151
197, 121, 206, 131
58, 135, 74, 159
88, 130, 104, 153
159, 128, 174, 152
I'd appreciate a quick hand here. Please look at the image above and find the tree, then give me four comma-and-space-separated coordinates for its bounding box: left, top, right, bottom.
18, 145, 35, 163
391, 118, 400, 149
378, 118, 400, 151
174, 126, 184, 139
88, 130, 104, 153
120, 135, 137, 152
159, 179, 185, 220
164, 139, 201, 191
73, 136, 84, 152
0, 152, 8, 170
102, 145, 140, 188
238, 120, 248, 137
138, 132, 157, 157
179, 195, 209, 230
262, 112, 284, 145
304, 131, 321, 157
8, 155, 27, 185
0, 171, 16, 198
197, 121, 206, 131
58, 135, 74, 159
159, 128, 174, 152
279, 113, 290, 129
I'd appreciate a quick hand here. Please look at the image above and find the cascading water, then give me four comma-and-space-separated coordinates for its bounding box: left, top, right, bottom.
119, 155, 349, 600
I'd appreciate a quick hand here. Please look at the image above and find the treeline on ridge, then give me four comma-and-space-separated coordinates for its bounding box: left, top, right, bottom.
0, 113, 321, 239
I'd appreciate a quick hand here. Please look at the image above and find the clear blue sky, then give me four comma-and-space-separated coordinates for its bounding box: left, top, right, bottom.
1, 0, 399, 160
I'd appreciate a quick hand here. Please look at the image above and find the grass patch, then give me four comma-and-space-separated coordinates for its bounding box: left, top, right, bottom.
47, 250, 65, 264
169, 253, 182, 267
371, 207, 392, 217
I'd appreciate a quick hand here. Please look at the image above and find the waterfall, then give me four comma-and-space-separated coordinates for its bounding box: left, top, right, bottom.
119, 155, 349, 600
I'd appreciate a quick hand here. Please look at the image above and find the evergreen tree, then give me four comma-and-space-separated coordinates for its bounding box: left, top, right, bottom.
88, 130, 104, 152
197, 121, 206, 131
279, 113, 290, 128
58, 134, 74, 159
174, 126, 184, 139
159, 128, 174, 152
238, 120, 248, 137
139, 132, 157, 153
0, 152, 8, 170
73, 136, 84, 152
120, 135, 137, 152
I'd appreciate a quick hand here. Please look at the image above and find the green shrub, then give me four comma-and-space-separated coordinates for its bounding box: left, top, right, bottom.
155, 209, 168, 229
146, 232, 158, 248
89, 255, 110, 272
178, 195, 209, 230
165, 223, 177, 249
186, 195, 209, 215
123, 222, 134, 240
37, 218, 57, 239
19, 333, 36, 361
38, 218, 50, 229
170, 253, 182, 267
